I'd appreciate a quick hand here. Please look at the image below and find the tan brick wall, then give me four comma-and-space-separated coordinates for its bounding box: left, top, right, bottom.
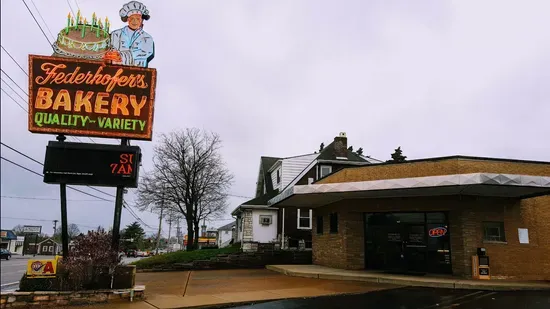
312, 209, 346, 269
312, 195, 550, 280
317, 157, 550, 184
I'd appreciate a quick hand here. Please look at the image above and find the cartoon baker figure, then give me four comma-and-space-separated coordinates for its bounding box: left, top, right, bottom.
104, 1, 155, 67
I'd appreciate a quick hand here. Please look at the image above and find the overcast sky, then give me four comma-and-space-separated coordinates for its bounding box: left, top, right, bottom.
1, 0, 549, 237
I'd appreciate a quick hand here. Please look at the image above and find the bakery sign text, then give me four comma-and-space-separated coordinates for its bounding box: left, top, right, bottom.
28, 55, 157, 140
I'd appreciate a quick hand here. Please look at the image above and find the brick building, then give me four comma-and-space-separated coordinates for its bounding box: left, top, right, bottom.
268, 156, 550, 280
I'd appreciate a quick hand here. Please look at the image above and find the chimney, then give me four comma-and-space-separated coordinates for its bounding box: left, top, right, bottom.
333, 132, 348, 159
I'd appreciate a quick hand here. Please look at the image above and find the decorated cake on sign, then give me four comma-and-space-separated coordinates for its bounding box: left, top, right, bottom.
52, 10, 114, 60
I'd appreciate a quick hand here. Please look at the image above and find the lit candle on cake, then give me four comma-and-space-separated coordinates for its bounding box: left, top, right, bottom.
105, 17, 110, 34
71, 17, 75, 29
76, 9, 80, 25
96, 18, 102, 37
66, 12, 71, 34
82, 18, 87, 37
92, 12, 96, 26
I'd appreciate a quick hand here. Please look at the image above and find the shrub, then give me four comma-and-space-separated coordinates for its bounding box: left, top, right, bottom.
63, 230, 122, 290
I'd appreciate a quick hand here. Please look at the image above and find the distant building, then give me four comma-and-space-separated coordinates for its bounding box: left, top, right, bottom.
37, 238, 61, 256
217, 221, 236, 248
0, 230, 24, 254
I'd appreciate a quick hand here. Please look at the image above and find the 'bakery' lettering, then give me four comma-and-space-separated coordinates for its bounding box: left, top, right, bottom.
34, 87, 148, 117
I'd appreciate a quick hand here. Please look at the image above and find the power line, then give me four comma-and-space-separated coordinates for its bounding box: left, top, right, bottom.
0, 46, 28, 76
1, 88, 27, 113
0, 155, 112, 202
29, 0, 55, 41
1, 195, 106, 202
1, 69, 28, 96
66, 0, 76, 16
1, 142, 114, 197
0, 216, 97, 229
1, 142, 40, 165
1, 152, 154, 228
1, 78, 28, 105
21, 0, 53, 46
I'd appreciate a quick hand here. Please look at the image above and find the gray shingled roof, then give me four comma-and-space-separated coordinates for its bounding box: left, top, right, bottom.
316, 141, 368, 162
217, 221, 236, 230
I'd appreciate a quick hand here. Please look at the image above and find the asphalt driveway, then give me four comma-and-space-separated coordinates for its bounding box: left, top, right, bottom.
230, 286, 550, 309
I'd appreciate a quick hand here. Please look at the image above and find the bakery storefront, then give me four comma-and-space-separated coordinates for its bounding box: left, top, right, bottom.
268, 156, 550, 280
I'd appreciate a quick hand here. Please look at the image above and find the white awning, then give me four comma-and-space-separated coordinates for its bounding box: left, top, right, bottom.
268, 173, 550, 208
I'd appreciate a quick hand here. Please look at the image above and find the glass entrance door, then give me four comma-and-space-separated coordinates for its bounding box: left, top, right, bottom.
402, 224, 427, 273
364, 212, 451, 274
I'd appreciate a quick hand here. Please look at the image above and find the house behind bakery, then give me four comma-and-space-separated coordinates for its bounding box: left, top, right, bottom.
217, 221, 236, 248
232, 132, 382, 251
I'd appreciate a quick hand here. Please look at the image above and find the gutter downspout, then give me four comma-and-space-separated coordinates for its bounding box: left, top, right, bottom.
282, 208, 285, 249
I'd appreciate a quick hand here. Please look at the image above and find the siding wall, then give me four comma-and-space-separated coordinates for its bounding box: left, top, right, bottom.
281, 153, 318, 189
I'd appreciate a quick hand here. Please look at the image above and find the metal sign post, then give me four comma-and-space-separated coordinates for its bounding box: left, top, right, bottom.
111, 138, 129, 252
57, 135, 69, 259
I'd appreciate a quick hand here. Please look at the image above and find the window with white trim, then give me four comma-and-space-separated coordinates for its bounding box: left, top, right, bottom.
49, 246, 54, 252
297, 209, 312, 229
276, 169, 281, 184
319, 165, 332, 178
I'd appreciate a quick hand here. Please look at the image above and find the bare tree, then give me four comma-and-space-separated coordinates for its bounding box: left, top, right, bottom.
137, 128, 233, 251
55, 223, 81, 240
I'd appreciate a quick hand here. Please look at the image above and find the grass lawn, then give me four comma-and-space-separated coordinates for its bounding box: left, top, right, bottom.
131, 246, 241, 269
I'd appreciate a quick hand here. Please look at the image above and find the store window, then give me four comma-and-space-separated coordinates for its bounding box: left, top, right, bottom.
297, 209, 312, 229
316, 216, 323, 234
330, 213, 338, 233
483, 222, 506, 242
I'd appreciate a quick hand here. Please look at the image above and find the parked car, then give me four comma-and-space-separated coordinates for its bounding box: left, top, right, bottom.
0, 249, 12, 260
126, 249, 137, 257
136, 251, 147, 257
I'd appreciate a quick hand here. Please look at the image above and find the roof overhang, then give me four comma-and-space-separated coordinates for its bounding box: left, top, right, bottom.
268, 173, 550, 208
231, 204, 278, 215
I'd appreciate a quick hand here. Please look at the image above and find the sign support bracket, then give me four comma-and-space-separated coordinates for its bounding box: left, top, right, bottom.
57, 134, 70, 259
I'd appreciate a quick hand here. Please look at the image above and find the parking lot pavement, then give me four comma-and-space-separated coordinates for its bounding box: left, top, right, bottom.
229, 287, 550, 309
0, 256, 34, 288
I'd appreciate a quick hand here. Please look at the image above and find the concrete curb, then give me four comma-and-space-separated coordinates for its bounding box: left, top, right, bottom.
266, 265, 550, 291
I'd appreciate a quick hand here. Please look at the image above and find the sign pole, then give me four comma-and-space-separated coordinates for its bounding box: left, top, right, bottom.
111, 138, 129, 252
57, 134, 70, 259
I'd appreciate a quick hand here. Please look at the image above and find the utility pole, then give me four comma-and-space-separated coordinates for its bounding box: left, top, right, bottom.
154, 188, 165, 255
167, 212, 173, 251
53, 220, 58, 235
176, 219, 181, 250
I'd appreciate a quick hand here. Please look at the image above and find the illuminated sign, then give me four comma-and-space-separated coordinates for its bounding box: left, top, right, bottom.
27, 259, 58, 278
28, 55, 157, 140
428, 227, 448, 238
43, 141, 141, 187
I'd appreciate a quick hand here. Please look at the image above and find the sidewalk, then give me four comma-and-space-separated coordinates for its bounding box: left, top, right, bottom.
135, 269, 398, 309
266, 265, 550, 291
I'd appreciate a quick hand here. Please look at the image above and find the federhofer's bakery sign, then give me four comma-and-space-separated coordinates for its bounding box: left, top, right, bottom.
28, 55, 157, 140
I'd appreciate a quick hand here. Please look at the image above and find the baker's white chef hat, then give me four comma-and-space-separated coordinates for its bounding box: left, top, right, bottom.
119, 1, 150, 20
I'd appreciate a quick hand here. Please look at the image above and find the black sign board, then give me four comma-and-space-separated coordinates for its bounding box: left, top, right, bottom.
43, 141, 141, 187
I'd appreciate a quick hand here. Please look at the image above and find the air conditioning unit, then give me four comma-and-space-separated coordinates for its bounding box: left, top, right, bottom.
259, 215, 272, 225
